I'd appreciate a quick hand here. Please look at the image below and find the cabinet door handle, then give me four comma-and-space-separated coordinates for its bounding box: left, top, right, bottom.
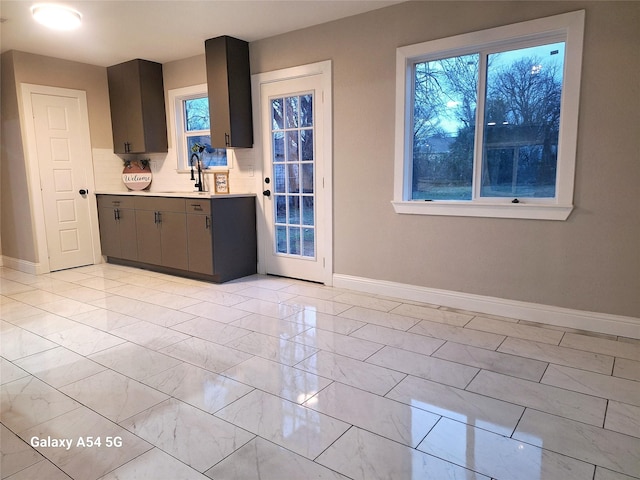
205, 216, 210, 230
155, 211, 162, 224
114, 208, 119, 221
225, 133, 230, 147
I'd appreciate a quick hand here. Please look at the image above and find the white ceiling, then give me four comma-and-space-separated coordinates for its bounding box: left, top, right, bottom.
0, 0, 401, 67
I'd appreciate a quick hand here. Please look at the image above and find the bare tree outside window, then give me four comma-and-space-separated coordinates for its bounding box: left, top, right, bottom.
184, 97, 227, 168
411, 42, 565, 200
482, 43, 564, 197
412, 54, 479, 200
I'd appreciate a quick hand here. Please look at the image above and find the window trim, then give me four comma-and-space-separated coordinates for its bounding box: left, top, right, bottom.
393, 10, 585, 220
167, 84, 231, 172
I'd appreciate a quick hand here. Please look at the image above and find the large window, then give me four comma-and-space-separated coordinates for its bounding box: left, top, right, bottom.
169, 85, 228, 171
393, 11, 585, 220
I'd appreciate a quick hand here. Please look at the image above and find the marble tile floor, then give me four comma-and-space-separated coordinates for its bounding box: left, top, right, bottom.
1, 263, 639, 480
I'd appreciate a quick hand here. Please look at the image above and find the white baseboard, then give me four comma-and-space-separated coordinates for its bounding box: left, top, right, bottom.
333, 274, 640, 340
1, 256, 47, 275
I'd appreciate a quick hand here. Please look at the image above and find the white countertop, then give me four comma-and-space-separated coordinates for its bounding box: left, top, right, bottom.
95, 191, 256, 199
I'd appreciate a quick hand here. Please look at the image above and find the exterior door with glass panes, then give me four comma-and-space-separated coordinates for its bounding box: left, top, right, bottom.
261, 74, 328, 283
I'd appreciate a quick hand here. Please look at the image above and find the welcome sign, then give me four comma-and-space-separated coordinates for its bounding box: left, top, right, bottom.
122, 162, 152, 190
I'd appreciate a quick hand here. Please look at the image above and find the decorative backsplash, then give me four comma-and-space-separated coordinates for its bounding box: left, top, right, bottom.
91, 148, 127, 191
91, 148, 258, 194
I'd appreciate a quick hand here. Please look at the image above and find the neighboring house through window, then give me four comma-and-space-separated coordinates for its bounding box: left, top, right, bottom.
169, 84, 228, 171
393, 11, 585, 220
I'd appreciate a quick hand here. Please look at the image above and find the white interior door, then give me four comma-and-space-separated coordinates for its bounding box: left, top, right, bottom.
259, 68, 332, 284
31, 92, 95, 271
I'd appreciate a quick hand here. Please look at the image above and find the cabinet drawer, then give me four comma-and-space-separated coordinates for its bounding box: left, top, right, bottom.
97, 195, 135, 209
134, 196, 185, 213
186, 199, 211, 214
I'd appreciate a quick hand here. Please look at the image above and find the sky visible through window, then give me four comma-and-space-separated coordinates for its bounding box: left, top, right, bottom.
184, 96, 227, 168
412, 41, 566, 200
436, 43, 565, 136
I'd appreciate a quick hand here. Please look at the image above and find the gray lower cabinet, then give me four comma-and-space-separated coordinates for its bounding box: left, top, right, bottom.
186, 199, 214, 275
97, 195, 138, 261
96, 194, 256, 282
210, 196, 257, 282
134, 197, 188, 271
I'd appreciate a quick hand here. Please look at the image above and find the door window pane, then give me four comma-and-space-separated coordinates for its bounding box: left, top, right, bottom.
300, 95, 313, 127
271, 92, 315, 258
288, 196, 300, 224
301, 163, 314, 194
303, 228, 315, 257
301, 129, 313, 161
286, 131, 299, 162
287, 164, 299, 193
276, 226, 287, 253
275, 195, 286, 223
274, 164, 286, 193
302, 196, 314, 226
286, 96, 299, 128
272, 98, 284, 129
289, 227, 301, 255
273, 132, 284, 162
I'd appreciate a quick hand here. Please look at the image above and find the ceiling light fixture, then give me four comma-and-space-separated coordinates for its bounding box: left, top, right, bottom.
31, 3, 82, 30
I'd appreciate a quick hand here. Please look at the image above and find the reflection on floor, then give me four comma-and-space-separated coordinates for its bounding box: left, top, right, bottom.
1, 263, 639, 480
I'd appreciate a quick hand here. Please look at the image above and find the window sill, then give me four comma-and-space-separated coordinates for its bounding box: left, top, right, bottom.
391, 200, 573, 221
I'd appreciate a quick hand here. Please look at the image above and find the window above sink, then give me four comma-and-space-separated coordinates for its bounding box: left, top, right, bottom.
168, 84, 230, 172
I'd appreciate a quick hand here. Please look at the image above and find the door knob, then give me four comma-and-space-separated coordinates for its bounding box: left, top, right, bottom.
263, 189, 271, 197
79, 189, 88, 195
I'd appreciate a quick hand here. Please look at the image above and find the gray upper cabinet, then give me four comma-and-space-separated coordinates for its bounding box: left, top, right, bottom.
186, 199, 214, 276
133, 196, 188, 271
205, 36, 253, 148
107, 59, 168, 154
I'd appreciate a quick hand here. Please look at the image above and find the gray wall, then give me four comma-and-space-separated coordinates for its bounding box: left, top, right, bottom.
2, 1, 638, 320
248, 1, 640, 318
1, 51, 37, 262
0, 51, 112, 262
